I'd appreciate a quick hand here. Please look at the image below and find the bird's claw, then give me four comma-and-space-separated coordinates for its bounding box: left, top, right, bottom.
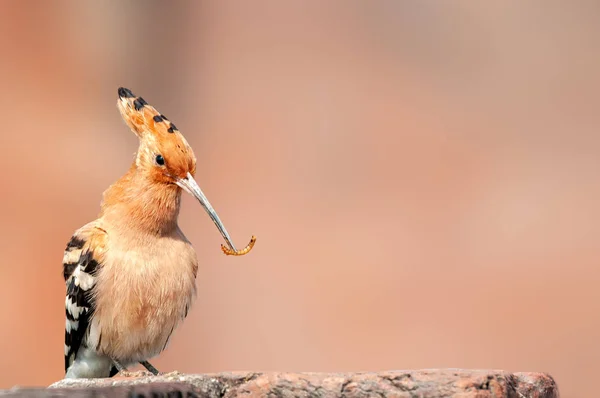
160, 370, 183, 377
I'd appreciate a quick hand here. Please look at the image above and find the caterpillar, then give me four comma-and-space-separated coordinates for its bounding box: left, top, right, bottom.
221, 235, 257, 256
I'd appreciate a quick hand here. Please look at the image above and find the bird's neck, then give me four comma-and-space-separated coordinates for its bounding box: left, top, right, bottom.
100, 164, 182, 236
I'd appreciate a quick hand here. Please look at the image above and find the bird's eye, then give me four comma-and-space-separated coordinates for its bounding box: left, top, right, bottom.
155, 154, 165, 166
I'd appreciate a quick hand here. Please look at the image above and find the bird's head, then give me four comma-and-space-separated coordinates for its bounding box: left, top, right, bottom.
116, 87, 238, 251
117, 87, 197, 183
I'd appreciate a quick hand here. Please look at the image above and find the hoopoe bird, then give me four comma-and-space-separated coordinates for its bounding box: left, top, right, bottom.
63, 87, 255, 379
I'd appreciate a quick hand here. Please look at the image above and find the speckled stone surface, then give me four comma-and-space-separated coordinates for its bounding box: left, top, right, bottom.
0, 370, 559, 397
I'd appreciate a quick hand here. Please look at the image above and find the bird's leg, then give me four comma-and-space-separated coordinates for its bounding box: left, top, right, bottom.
139, 360, 160, 375
112, 359, 128, 373
112, 359, 153, 378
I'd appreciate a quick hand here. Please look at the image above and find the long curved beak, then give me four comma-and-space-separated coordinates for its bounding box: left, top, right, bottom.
176, 172, 237, 252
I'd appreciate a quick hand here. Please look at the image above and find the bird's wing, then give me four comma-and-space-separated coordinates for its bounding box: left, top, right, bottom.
63, 223, 108, 374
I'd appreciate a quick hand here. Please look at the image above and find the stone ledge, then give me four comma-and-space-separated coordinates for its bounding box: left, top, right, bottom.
1, 369, 559, 397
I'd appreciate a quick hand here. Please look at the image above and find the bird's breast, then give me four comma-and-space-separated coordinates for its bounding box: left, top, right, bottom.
90, 230, 198, 362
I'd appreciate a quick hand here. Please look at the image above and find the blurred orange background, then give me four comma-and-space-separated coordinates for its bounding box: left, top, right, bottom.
0, 2, 598, 397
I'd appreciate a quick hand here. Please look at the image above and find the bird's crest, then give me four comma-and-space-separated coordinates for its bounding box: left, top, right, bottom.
117, 87, 180, 139
116, 87, 196, 180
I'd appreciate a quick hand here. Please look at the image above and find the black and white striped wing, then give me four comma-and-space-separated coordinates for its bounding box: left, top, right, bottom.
62, 227, 103, 374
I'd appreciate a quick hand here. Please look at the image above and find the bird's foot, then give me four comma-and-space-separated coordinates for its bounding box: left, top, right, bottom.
117, 370, 155, 378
